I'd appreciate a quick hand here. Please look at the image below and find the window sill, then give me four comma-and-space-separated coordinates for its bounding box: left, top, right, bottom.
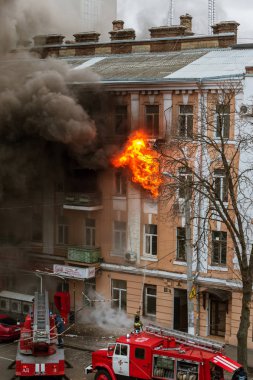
113, 195, 127, 199
208, 265, 228, 271
173, 260, 187, 266
141, 256, 158, 262
110, 251, 125, 257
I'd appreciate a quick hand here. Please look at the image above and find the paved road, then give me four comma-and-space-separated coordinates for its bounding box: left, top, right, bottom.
0, 341, 91, 380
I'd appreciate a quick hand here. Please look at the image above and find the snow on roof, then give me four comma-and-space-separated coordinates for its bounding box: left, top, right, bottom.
165, 49, 253, 80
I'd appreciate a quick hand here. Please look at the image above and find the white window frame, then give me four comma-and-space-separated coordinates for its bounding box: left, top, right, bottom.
213, 169, 228, 202
178, 105, 193, 138
145, 105, 160, 137
111, 279, 127, 312
85, 218, 96, 247
113, 221, 126, 254
144, 224, 157, 256
215, 104, 230, 139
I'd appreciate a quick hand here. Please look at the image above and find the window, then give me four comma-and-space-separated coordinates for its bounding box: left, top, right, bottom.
115, 170, 127, 196
113, 221, 126, 253
144, 224, 157, 256
143, 284, 157, 317
145, 105, 159, 136
32, 206, 43, 242
112, 279, 127, 311
214, 169, 228, 202
115, 105, 128, 135
177, 227, 186, 261
85, 218, 96, 247
216, 104, 230, 138
212, 231, 227, 265
135, 348, 145, 359
115, 343, 128, 356
57, 216, 69, 245
178, 105, 193, 138
178, 168, 192, 199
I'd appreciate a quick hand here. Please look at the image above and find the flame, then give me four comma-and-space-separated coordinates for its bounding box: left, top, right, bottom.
112, 131, 163, 198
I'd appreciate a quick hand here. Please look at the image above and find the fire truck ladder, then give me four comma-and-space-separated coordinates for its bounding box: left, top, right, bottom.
33, 291, 51, 344
146, 324, 224, 353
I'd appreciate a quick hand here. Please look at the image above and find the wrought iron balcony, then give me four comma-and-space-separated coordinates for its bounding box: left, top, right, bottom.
63, 192, 103, 211
67, 246, 101, 264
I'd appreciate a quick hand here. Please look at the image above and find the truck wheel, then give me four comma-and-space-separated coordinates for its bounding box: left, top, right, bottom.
95, 369, 112, 380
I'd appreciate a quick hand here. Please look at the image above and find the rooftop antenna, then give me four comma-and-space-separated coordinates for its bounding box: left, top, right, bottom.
168, 0, 174, 26
208, 0, 216, 35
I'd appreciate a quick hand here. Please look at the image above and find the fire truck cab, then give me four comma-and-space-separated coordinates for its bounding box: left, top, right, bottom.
85, 325, 242, 380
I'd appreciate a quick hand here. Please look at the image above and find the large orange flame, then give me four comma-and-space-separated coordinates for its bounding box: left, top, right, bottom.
112, 131, 163, 198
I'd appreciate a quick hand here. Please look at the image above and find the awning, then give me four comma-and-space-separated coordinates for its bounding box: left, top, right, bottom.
201, 288, 231, 301
210, 354, 241, 373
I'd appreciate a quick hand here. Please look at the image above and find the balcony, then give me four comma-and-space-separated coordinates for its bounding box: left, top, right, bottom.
67, 246, 101, 264
63, 192, 103, 211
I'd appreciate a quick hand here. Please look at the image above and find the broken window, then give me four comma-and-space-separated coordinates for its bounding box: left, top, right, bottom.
145, 105, 159, 136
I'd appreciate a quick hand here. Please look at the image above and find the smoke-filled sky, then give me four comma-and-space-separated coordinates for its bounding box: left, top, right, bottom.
118, 0, 253, 43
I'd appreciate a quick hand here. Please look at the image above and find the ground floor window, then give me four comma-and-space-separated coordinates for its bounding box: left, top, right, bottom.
83, 278, 96, 307
143, 284, 157, 317
111, 279, 127, 311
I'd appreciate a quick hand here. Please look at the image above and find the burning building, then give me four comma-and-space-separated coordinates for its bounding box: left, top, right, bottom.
2, 9, 253, 355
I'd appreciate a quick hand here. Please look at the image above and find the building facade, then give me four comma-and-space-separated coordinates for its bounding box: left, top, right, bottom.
2, 15, 253, 349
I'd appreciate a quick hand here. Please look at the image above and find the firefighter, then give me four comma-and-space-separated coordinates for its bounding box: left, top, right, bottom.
232, 367, 248, 380
55, 314, 64, 348
134, 310, 143, 333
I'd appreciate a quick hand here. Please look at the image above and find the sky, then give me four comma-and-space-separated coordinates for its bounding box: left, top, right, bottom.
117, 0, 253, 43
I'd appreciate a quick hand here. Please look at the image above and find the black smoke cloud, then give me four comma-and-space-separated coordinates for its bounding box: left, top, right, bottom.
0, 0, 114, 199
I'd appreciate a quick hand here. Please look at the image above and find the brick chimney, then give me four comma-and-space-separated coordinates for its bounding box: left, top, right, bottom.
112, 20, 124, 31
180, 14, 194, 35
73, 32, 100, 43
110, 20, 135, 40
33, 34, 65, 46
149, 25, 186, 38
212, 21, 239, 36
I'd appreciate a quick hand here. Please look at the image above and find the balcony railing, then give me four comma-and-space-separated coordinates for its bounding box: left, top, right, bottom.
64, 192, 103, 210
67, 246, 101, 264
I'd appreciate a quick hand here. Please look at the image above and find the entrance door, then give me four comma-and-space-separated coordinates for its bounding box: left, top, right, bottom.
112, 343, 129, 376
210, 298, 226, 337
173, 289, 188, 332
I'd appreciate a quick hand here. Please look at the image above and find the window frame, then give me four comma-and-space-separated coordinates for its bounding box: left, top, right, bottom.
145, 105, 160, 137
176, 227, 186, 261
178, 168, 193, 200
85, 218, 96, 247
111, 279, 127, 312
178, 105, 193, 138
211, 230, 227, 266
143, 284, 157, 317
144, 224, 158, 256
57, 216, 69, 245
115, 169, 127, 196
215, 104, 230, 139
213, 169, 228, 202
115, 105, 128, 135
113, 221, 127, 254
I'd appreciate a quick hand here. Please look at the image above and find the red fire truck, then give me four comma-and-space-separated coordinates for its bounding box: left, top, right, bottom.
15, 291, 65, 378
85, 324, 242, 380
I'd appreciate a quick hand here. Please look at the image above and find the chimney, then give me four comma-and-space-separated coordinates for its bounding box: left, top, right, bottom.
110, 20, 135, 41
149, 25, 186, 38
112, 20, 124, 31
212, 21, 239, 36
180, 14, 193, 35
73, 32, 100, 43
33, 34, 65, 46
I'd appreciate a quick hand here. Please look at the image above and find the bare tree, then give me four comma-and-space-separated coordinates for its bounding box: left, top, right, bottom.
159, 82, 253, 369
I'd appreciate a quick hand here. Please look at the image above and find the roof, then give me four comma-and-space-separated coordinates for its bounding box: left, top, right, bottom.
67, 49, 211, 81
0, 290, 34, 303
66, 48, 253, 83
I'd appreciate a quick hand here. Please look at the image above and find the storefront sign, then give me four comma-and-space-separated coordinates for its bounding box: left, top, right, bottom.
53, 264, 95, 279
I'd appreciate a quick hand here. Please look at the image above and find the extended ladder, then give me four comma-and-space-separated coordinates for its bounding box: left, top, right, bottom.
33, 291, 50, 344
146, 324, 224, 353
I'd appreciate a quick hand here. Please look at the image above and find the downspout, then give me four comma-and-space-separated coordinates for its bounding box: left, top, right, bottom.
196, 79, 204, 335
